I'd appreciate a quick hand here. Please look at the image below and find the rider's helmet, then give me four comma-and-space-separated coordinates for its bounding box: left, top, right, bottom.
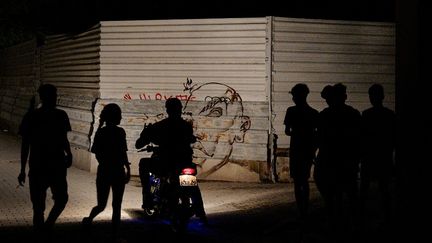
165, 98, 182, 117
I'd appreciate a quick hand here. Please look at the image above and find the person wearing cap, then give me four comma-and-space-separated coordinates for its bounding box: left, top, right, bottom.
320, 84, 334, 107
283, 83, 319, 220
315, 83, 362, 230
313, 85, 334, 206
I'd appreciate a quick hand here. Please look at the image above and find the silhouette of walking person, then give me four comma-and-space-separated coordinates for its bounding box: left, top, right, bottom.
315, 83, 362, 232
283, 83, 318, 221
82, 103, 131, 236
360, 83, 396, 222
18, 83, 73, 233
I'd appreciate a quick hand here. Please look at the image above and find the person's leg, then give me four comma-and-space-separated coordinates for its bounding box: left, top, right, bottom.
378, 176, 392, 221
139, 158, 153, 209
192, 186, 207, 224
83, 175, 110, 224
111, 177, 126, 231
314, 167, 333, 221
165, 175, 183, 227
359, 167, 371, 206
293, 179, 303, 217
331, 187, 345, 232
344, 173, 360, 231
294, 177, 310, 219
29, 175, 48, 231
45, 168, 68, 229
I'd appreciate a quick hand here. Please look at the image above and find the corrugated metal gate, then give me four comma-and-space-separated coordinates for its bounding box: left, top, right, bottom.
97, 18, 271, 181
0, 17, 396, 182
40, 26, 101, 170
99, 18, 268, 100
0, 40, 39, 133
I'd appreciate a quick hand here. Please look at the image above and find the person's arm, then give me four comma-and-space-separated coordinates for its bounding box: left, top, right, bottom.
18, 113, 30, 186
284, 125, 291, 136
18, 137, 29, 186
121, 128, 131, 183
312, 110, 319, 156
124, 154, 131, 184
63, 112, 73, 168
64, 138, 73, 168
135, 123, 152, 149
284, 108, 292, 136
187, 122, 197, 144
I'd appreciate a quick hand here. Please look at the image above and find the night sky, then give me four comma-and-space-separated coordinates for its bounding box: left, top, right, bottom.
1, 0, 396, 48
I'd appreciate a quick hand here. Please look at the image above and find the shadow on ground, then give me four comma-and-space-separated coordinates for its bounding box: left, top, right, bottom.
0, 196, 400, 243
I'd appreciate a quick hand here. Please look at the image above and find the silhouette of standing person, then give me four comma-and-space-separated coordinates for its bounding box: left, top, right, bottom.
18, 83, 73, 232
315, 83, 362, 231
313, 85, 334, 215
82, 103, 131, 235
360, 83, 396, 222
283, 83, 318, 220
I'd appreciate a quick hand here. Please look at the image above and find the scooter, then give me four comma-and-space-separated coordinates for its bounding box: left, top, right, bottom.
138, 145, 198, 233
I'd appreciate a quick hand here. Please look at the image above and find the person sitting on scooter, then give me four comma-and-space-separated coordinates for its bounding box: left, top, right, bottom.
135, 97, 208, 224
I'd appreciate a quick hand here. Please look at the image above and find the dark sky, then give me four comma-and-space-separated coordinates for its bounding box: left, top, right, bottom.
1, 0, 396, 48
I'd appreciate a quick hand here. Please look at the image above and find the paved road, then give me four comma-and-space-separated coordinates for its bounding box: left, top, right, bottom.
0, 131, 399, 243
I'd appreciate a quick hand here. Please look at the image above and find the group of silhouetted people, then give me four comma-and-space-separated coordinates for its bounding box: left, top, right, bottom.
17, 84, 207, 242
284, 82, 396, 231
16, 82, 395, 241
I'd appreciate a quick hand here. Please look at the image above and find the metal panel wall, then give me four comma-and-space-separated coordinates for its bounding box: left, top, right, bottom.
93, 97, 269, 182
41, 26, 101, 150
99, 18, 268, 101
0, 17, 396, 183
97, 18, 270, 181
272, 17, 395, 151
0, 39, 39, 133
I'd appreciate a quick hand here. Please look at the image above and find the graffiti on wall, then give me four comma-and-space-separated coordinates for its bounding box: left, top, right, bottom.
182, 78, 251, 177
123, 92, 195, 101
130, 78, 252, 178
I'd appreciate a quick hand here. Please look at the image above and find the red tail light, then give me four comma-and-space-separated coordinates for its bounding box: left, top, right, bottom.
181, 168, 196, 175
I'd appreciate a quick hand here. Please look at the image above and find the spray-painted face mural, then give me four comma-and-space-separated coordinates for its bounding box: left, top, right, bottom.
182, 79, 251, 178
124, 78, 252, 179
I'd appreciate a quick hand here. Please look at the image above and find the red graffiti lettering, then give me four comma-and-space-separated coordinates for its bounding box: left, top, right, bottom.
123, 93, 132, 100
139, 93, 152, 100
155, 93, 163, 100
164, 95, 173, 100
124, 92, 193, 100
176, 94, 187, 101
